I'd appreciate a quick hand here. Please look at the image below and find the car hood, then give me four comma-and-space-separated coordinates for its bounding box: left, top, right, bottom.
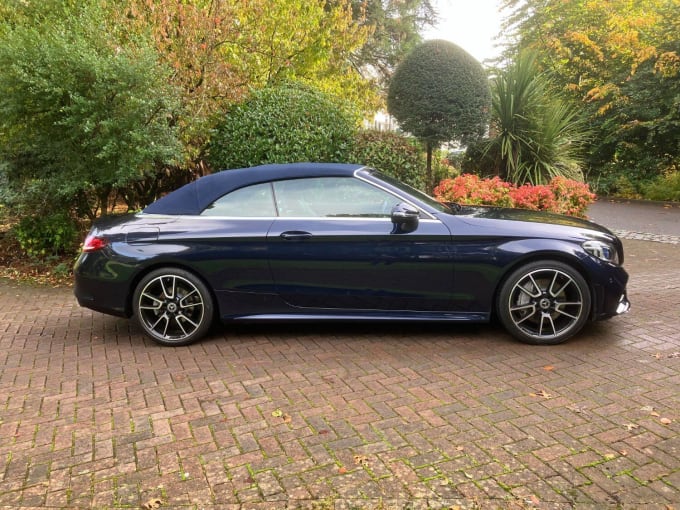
442, 204, 617, 241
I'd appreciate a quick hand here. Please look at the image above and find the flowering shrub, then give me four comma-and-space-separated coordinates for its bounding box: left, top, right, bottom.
549, 176, 597, 216
432, 174, 514, 208
433, 174, 595, 217
511, 183, 557, 212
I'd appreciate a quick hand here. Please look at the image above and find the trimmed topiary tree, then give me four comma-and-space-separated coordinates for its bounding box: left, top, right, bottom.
208, 82, 359, 170
387, 39, 490, 191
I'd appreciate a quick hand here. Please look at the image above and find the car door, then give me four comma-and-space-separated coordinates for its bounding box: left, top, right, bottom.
266, 176, 455, 311
193, 182, 276, 298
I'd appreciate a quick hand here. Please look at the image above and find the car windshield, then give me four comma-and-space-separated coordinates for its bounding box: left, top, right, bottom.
364, 169, 452, 214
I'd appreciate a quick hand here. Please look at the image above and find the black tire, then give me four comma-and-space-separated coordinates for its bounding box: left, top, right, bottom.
497, 260, 591, 345
132, 268, 214, 346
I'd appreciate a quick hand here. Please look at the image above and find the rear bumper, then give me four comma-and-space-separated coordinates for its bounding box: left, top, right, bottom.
73, 252, 132, 318
74, 276, 130, 318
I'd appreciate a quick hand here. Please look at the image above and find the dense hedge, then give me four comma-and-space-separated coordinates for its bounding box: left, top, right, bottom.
349, 130, 426, 189
208, 83, 358, 170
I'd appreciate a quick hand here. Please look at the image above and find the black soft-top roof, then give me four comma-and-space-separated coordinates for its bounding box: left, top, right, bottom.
143, 162, 366, 215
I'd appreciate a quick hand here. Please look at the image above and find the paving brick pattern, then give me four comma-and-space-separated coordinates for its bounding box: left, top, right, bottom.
1, 239, 678, 509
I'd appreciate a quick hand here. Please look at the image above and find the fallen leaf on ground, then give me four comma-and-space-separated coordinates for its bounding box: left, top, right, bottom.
271, 409, 291, 422
142, 499, 162, 510
530, 389, 553, 398
624, 423, 640, 431
354, 454, 369, 466
567, 404, 588, 415
338, 466, 348, 474
660, 417, 672, 425
542, 365, 555, 371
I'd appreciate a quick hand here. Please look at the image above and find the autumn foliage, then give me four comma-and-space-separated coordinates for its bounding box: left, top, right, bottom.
433, 174, 595, 217
502, 0, 680, 196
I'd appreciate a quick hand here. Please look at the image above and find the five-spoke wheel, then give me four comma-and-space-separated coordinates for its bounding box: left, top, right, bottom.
133, 268, 214, 346
497, 261, 591, 345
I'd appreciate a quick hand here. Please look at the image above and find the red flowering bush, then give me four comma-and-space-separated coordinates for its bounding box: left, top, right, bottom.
549, 176, 596, 216
432, 174, 514, 208
511, 183, 556, 212
433, 174, 595, 217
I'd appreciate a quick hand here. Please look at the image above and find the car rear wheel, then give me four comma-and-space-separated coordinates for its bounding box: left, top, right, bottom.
497, 261, 591, 345
133, 268, 214, 346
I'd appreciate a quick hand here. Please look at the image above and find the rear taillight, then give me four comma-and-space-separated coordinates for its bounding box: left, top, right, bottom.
82, 235, 108, 252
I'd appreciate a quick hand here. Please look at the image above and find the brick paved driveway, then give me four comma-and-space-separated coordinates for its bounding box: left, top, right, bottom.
1, 238, 678, 509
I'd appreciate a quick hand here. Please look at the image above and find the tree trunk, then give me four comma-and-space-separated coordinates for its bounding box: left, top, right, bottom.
426, 141, 433, 193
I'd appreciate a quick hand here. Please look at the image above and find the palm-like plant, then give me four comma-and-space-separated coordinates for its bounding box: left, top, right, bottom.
485, 52, 588, 185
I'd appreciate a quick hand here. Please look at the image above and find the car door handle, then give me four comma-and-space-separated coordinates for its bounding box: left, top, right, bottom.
280, 231, 313, 240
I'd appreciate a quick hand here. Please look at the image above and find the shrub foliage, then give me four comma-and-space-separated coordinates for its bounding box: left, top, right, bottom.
433, 174, 595, 217
13, 212, 80, 259
0, 2, 182, 220
480, 52, 588, 185
208, 83, 358, 170
349, 130, 426, 189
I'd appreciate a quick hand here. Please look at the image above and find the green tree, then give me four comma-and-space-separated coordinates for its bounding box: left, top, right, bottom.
208, 82, 358, 169
500, 0, 680, 191
387, 39, 490, 191
122, 0, 376, 122
349, 0, 438, 85
0, 1, 182, 220
481, 52, 588, 185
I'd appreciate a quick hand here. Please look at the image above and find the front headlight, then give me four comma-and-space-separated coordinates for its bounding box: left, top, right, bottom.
583, 240, 620, 265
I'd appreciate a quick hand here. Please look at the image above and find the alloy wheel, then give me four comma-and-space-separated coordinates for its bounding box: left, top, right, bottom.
137, 273, 206, 343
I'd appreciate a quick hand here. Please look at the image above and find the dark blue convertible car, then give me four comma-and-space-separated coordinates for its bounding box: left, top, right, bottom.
74, 163, 629, 346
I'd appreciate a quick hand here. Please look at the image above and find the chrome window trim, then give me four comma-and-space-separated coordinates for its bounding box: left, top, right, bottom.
141, 212, 441, 223
353, 169, 437, 220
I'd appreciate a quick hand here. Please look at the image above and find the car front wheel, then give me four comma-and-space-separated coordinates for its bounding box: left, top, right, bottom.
497, 261, 591, 345
133, 268, 214, 346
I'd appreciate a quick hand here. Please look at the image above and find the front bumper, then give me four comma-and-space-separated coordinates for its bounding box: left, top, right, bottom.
615, 293, 630, 315
591, 264, 630, 320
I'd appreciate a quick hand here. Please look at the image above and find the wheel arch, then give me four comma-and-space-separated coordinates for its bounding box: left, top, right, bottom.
125, 262, 219, 320
491, 250, 596, 322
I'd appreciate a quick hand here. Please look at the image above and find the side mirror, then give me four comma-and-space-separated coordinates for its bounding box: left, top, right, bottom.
390, 202, 420, 234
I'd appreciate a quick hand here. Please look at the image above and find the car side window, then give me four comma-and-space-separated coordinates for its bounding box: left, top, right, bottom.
201, 182, 276, 217
273, 177, 401, 218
